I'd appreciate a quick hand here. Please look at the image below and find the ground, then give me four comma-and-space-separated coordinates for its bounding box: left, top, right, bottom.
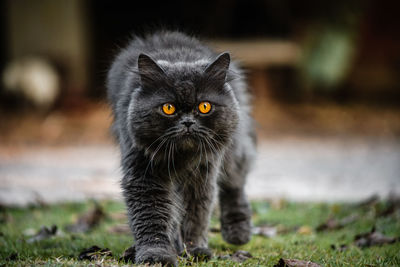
1, 199, 399, 266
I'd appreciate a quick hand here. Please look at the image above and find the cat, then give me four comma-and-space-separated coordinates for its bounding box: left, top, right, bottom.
107, 31, 256, 266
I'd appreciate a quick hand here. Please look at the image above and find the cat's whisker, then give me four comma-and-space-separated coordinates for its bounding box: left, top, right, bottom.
166, 140, 173, 183
144, 127, 181, 176
145, 126, 180, 154
204, 135, 229, 177
204, 135, 219, 154
192, 135, 203, 174
171, 141, 179, 178
145, 137, 167, 177
146, 132, 170, 152
200, 139, 209, 189
195, 130, 223, 154
196, 131, 226, 149
198, 127, 229, 144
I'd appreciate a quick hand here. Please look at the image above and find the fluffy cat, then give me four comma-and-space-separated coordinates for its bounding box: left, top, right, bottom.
107, 31, 255, 266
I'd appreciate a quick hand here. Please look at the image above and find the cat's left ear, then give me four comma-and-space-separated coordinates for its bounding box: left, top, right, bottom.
205, 52, 230, 83
138, 53, 166, 87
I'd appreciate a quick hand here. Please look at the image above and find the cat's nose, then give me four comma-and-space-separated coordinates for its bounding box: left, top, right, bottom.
182, 120, 195, 128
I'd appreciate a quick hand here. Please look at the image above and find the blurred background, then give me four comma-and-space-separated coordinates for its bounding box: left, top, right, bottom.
0, 0, 399, 206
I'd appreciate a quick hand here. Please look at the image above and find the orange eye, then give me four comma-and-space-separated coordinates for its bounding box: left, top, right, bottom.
162, 103, 176, 115
198, 101, 211, 114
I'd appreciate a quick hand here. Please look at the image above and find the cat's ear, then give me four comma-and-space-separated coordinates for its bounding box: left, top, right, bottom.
205, 52, 230, 82
138, 54, 165, 87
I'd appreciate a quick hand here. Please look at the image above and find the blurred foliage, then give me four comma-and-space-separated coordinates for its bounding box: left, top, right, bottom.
301, 26, 357, 90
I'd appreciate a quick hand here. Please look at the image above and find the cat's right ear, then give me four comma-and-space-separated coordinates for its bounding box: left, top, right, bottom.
137, 54, 165, 87
205, 52, 230, 83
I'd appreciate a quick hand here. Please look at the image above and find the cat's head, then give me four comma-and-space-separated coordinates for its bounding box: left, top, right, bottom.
128, 52, 239, 158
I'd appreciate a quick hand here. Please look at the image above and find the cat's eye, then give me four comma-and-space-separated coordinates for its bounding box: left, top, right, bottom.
162, 103, 176, 115
198, 101, 212, 114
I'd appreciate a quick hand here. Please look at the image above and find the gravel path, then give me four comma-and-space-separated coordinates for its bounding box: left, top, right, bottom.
1, 137, 399, 206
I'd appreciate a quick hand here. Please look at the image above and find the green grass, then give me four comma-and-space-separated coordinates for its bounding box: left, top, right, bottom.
1, 200, 399, 266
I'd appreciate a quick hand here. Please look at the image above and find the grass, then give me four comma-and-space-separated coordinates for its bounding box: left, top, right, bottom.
0, 200, 399, 266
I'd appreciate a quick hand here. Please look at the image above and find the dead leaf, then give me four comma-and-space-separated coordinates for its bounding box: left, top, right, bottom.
297, 226, 313, 235
231, 250, 253, 262
252, 225, 278, 237
316, 218, 339, 232
316, 214, 359, 232
378, 205, 397, 217
26, 225, 57, 243
253, 224, 295, 238
218, 255, 231, 260
120, 246, 136, 263
65, 204, 105, 233
78, 245, 112, 261
356, 195, 380, 208
273, 258, 322, 267
107, 224, 131, 234
354, 227, 398, 248
217, 250, 253, 263
377, 194, 400, 217
5, 252, 18, 261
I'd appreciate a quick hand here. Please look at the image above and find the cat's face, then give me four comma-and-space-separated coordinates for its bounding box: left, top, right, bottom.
128, 53, 239, 159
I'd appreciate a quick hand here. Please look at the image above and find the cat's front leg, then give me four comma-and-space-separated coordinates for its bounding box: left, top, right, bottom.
219, 186, 252, 245
218, 142, 254, 246
123, 174, 178, 266
181, 172, 216, 260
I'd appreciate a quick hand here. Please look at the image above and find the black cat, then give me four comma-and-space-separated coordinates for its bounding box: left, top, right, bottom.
107, 31, 255, 266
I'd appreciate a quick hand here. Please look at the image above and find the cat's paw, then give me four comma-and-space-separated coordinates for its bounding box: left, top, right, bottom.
187, 247, 213, 261
135, 247, 177, 267
221, 218, 252, 245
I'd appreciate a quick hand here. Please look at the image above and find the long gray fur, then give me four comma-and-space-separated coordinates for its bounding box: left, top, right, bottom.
107, 31, 256, 266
